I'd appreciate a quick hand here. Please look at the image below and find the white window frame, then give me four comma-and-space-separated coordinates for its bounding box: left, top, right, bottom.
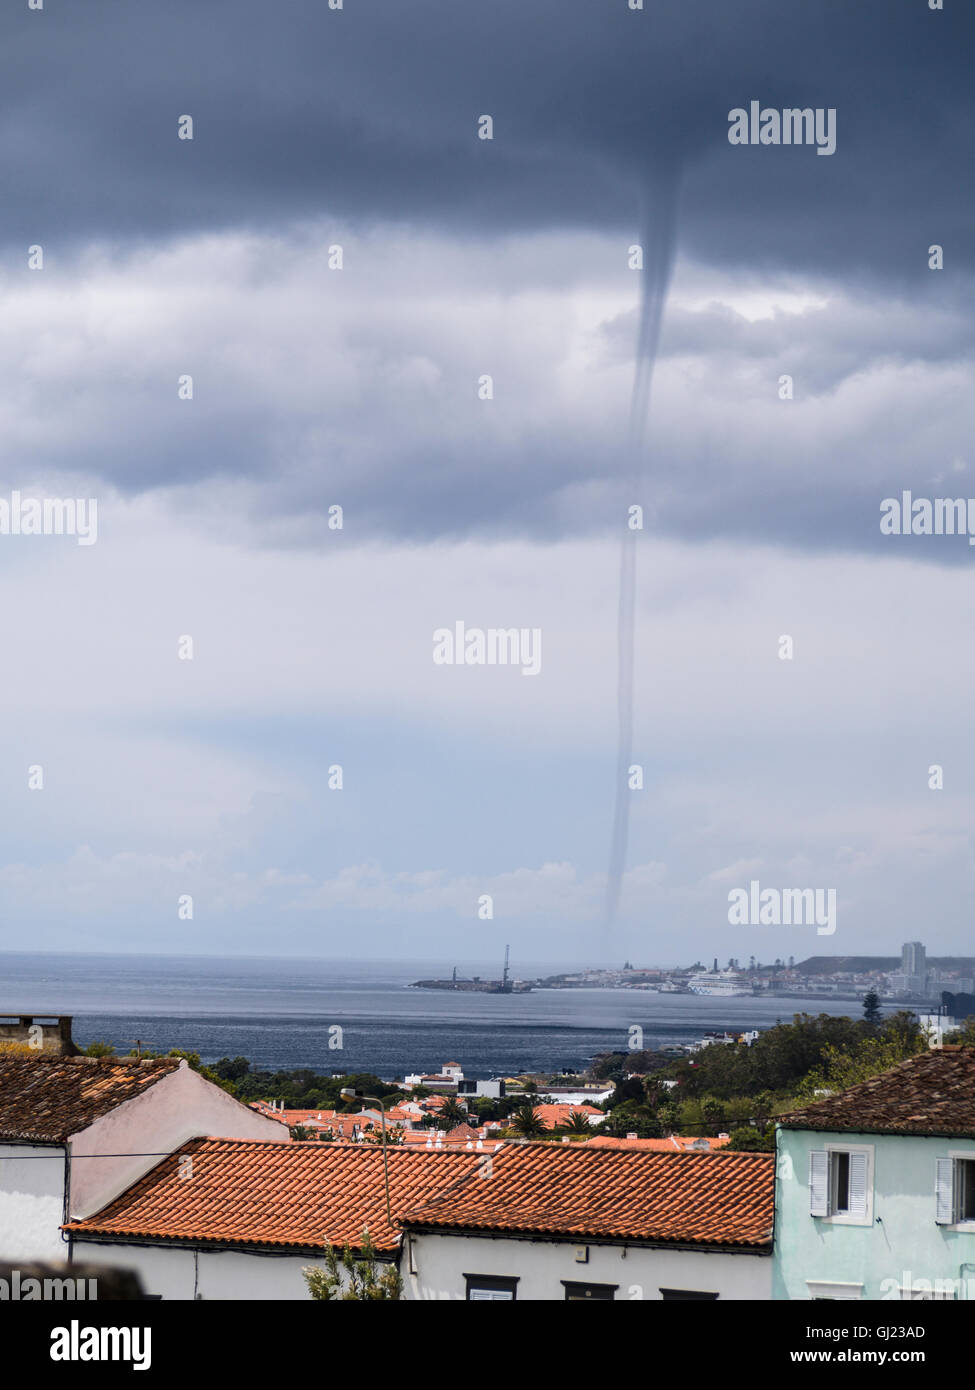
938, 1151, 975, 1231
809, 1143, 874, 1226
806, 1280, 863, 1300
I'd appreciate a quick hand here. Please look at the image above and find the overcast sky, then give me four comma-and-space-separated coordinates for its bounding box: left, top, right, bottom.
0, 0, 972, 966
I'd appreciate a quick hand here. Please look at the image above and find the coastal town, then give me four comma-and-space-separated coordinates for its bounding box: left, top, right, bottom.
411, 941, 975, 1008
509, 942, 975, 1007
3, 943, 975, 1304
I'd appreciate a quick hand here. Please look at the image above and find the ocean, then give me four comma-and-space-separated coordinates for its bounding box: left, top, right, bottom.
0, 950, 869, 1078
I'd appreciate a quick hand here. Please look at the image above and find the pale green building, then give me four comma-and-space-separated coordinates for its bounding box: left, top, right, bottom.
773, 1046, 975, 1300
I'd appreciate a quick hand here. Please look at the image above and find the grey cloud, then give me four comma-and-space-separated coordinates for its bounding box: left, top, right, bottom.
2, 0, 972, 284
3, 231, 972, 561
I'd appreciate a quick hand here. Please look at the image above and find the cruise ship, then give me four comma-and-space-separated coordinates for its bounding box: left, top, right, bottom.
686, 970, 751, 997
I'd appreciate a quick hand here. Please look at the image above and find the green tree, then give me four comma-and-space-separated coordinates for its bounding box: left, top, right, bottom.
211, 1056, 251, 1082
597, 1103, 662, 1139
671, 1013, 869, 1099
723, 1096, 756, 1128
437, 1098, 468, 1129
560, 1109, 596, 1136
362, 1122, 404, 1145
509, 1104, 546, 1139
750, 1090, 775, 1130
862, 992, 883, 1025
607, 1076, 646, 1108
83, 1041, 116, 1057
700, 1096, 726, 1135
678, 1098, 704, 1134
793, 1018, 927, 1104
589, 1052, 628, 1082
303, 1230, 402, 1301
725, 1125, 775, 1153
656, 1098, 680, 1132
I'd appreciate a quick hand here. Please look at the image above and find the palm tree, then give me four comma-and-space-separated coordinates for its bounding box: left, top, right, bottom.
438, 1098, 468, 1129
509, 1104, 546, 1139
560, 1109, 594, 1136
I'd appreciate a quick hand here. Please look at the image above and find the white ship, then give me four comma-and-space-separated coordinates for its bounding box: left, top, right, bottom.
686, 970, 751, 997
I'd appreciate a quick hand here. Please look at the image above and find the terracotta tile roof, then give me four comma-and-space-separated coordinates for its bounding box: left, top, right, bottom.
398, 1131, 503, 1150
531, 1103, 601, 1130
65, 1138, 482, 1254
0, 1055, 182, 1143
247, 1103, 289, 1125
400, 1142, 773, 1247
778, 1046, 975, 1138
266, 1109, 335, 1126
443, 1123, 479, 1141
586, 1135, 731, 1152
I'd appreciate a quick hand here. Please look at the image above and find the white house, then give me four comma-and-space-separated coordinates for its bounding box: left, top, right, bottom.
404, 1063, 464, 1090
0, 1055, 288, 1263
399, 1141, 774, 1300
537, 1084, 615, 1107
66, 1139, 481, 1299
457, 1078, 505, 1100
65, 1131, 774, 1300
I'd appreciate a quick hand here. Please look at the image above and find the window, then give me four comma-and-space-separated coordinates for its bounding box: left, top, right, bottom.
562, 1281, 617, 1301
659, 1288, 719, 1301
464, 1274, 518, 1301
832, 1150, 851, 1212
808, 1146, 872, 1223
806, 1281, 863, 1301
935, 1154, 975, 1226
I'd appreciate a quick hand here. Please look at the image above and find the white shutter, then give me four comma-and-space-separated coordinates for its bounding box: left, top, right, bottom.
847, 1151, 869, 1218
809, 1150, 829, 1216
935, 1158, 955, 1225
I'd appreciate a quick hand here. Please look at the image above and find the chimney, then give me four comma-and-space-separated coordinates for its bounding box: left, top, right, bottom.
0, 1015, 77, 1056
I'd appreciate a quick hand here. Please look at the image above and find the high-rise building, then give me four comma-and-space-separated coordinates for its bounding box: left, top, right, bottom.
902, 942, 926, 978
889, 942, 928, 996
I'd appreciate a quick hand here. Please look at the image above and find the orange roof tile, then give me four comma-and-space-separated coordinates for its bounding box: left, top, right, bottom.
530, 1103, 601, 1130
400, 1143, 773, 1247
65, 1138, 483, 1254
586, 1135, 731, 1152
0, 1055, 182, 1143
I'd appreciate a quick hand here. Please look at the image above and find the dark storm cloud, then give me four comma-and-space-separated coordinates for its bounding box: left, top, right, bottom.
2, 0, 972, 282
3, 0, 972, 563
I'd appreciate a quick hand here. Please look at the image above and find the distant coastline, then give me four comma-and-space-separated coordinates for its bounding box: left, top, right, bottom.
0, 949, 907, 1078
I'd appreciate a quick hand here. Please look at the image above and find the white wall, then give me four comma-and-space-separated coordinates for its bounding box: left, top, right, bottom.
68, 1062, 289, 1219
404, 1231, 772, 1301
68, 1230, 771, 1302
538, 1090, 613, 1107
71, 1239, 364, 1300
0, 1144, 67, 1262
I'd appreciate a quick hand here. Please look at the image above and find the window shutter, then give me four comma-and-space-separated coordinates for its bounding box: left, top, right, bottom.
809, 1150, 829, 1216
847, 1151, 869, 1218
935, 1158, 955, 1225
